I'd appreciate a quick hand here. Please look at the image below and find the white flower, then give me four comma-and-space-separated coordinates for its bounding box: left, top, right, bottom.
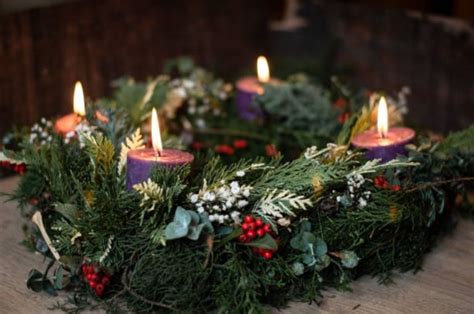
336, 196, 341, 203
236, 170, 245, 177
230, 181, 240, 194
197, 206, 204, 213
174, 87, 186, 98
358, 198, 367, 208
243, 189, 250, 197
208, 192, 216, 201
203, 192, 211, 201
182, 79, 195, 89
41, 117, 46, 124
237, 200, 248, 208
226, 200, 233, 208
190, 194, 198, 203
196, 119, 206, 128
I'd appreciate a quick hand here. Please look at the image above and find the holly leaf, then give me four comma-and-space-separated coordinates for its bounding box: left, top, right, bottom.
53, 203, 79, 222
245, 234, 278, 250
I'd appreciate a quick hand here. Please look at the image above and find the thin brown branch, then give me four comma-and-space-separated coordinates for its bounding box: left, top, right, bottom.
121, 270, 176, 311
405, 177, 474, 193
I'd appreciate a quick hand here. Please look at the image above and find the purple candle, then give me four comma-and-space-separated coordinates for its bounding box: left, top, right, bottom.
126, 148, 194, 190
351, 97, 415, 162
235, 56, 280, 120
126, 108, 194, 190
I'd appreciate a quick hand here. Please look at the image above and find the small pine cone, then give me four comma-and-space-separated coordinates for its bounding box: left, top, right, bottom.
318, 198, 339, 216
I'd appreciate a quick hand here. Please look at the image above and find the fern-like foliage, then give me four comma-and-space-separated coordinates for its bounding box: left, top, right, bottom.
255, 189, 312, 221
436, 124, 474, 154
118, 129, 145, 175
82, 133, 116, 178
133, 178, 165, 212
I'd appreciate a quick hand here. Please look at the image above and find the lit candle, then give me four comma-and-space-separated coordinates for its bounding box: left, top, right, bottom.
351, 97, 415, 161
126, 108, 194, 190
235, 56, 280, 120
54, 81, 86, 134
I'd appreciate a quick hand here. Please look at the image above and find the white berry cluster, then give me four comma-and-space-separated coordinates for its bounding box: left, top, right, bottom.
347, 173, 371, 208
335, 173, 371, 209
64, 122, 95, 147
29, 118, 54, 145
189, 171, 251, 225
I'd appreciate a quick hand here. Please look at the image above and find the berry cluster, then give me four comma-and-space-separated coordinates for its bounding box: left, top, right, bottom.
81, 263, 111, 297
0, 161, 26, 175
374, 175, 401, 191
238, 215, 276, 260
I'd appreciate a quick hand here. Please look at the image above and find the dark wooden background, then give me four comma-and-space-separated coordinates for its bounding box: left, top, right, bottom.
0, 0, 473, 136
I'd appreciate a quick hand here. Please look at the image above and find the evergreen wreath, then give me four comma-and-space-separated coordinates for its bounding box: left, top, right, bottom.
2, 58, 473, 313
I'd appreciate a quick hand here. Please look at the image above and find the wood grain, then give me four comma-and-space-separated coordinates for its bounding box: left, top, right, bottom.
0, 176, 473, 313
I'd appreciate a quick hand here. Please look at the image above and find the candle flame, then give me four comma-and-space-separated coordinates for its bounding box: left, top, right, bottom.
73, 81, 86, 116
151, 108, 163, 155
377, 96, 389, 138
257, 56, 270, 83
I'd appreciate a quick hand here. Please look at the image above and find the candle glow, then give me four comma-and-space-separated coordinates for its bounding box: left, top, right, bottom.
151, 108, 163, 156
257, 56, 270, 83
73, 81, 86, 116
377, 97, 388, 138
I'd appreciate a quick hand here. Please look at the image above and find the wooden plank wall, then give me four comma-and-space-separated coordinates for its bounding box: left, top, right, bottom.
0, 0, 270, 135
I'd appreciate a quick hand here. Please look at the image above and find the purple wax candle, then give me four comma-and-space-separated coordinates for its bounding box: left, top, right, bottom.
235, 56, 280, 120
126, 148, 194, 190
352, 127, 415, 162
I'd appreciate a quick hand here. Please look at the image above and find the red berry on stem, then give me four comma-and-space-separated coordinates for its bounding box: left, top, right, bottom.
238, 234, 248, 242
82, 264, 88, 274
241, 223, 249, 231
101, 276, 110, 286
262, 250, 273, 260
247, 222, 256, 230
89, 281, 97, 289
255, 218, 264, 227
243, 215, 254, 224
246, 230, 256, 239
86, 273, 93, 281
263, 224, 271, 233
87, 265, 95, 274
392, 185, 401, 191
91, 273, 98, 282
256, 229, 265, 238
95, 284, 104, 296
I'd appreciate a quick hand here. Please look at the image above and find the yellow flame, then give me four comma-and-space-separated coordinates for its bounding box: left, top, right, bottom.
257, 56, 270, 83
151, 108, 163, 155
73, 81, 86, 116
377, 96, 388, 138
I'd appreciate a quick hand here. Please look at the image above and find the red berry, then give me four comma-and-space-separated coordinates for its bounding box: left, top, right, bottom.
86, 273, 93, 281
263, 224, 271, 233
247, 222, 256, 230
95, 284, 104, 296
87, 265, 95, 274
82, 264, 88, 274
251, 247, 259, 254
91, 273, 98, 282
243, 215, 254, 224
262, 250, 273, 260
391, 185, 401, 191
256, 229, 265, 238
101, 276, 110, 286
238, 234, 248, 242
89, 281, 97, 289
246, 230, 256, 239
241, 223, 249, 231
255, 218, 264, 227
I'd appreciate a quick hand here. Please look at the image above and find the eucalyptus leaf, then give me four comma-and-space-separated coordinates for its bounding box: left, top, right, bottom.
340, 250, 360, 269
314, 254, 331, 271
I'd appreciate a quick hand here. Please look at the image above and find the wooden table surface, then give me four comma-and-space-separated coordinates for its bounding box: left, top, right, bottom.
0, 176, 473, 314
